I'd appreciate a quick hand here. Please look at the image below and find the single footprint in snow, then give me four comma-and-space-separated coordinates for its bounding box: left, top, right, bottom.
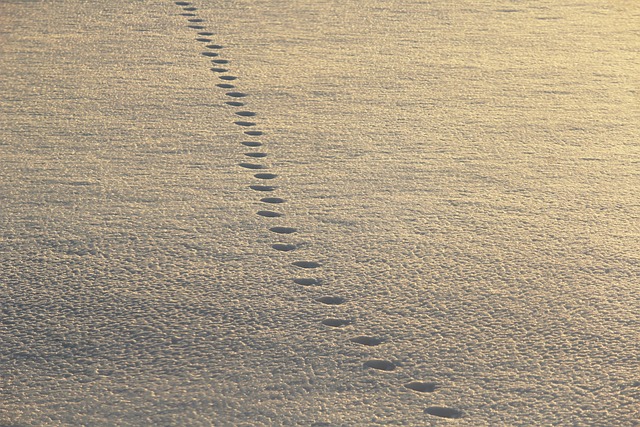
316, 296, 344, 305
249, 185, 276, 191
242, 141, 262, 147
257, 210, 283, 217
404, 381, 439, 393
294, 278, 321, 286
272, 244, 296, 252
364, 360, 396, 371
270, 227, 297, 234
349, 336, 383, 346
424, 407, 464, 419
260, 197, 285, 204
239, 163, 267, 170
254, 173, 277, 180
322, 318, 350, 327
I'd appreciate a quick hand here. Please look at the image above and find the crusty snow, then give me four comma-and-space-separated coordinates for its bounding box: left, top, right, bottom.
1, 0, 639, 425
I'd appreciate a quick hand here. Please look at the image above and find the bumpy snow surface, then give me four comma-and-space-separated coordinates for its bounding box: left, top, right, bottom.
1, 1, 639, 425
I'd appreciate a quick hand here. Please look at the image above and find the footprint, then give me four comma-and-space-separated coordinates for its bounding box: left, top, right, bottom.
249, 185, 276, 191
226, 101, 245, 107
254, 173, 277, 179
260, 197, 285, 204
188, 18, 204, 22
181, 13, 196, 17
198, 32, 215, 36
349, 336, 383, 346
270, 227, 297, 234
206, 44, 224, 49
241, 141, 262, 147
183, 7, 197, 11
197, 38, 213, 42
272, 244, 297, 252
245, 131, 263, 136
293, 278, 321, 286
244, 152, 267, 158
239, 163, 267, 170
219, 75, 237, 81
211, 67, 228, 73
188, 25, 205, 29
257, 210, 283, 218
201, 52, 218, 57
226, 92, 247, 98
217, 84, 235, 89
175, 1, 190, 4
316, 296, 344, 305
322, 319, 350, 327
235, 111, 255, 116
424, 407, 464, 419
364, 360, 396, 371
212, 59, 229, 64
235, 121, 256, 127
404, 382, 439, 393
293, 261, 320, 269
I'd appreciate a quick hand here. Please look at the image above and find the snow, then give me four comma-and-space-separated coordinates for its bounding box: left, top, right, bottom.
1, 0, 639, 425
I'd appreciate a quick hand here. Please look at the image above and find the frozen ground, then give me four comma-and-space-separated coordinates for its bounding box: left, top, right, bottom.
1, 0, 639, 425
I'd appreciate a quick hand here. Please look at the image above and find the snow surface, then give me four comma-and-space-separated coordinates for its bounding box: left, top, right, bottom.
1, 0, 639, 425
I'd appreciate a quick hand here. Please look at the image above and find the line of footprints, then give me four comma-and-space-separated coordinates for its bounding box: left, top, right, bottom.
175, 2, 463, 420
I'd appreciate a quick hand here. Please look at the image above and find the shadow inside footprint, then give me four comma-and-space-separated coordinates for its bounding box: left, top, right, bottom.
322, 318, 350, 327
220, 75, 237, 81
293, 278, 321, 286
175, 1, 190, 5
201, 52, 218, 57
196, 38, 212, 42
217, 84, 235, 89
272, 244, 296, 252
257, 210, 283, 218
226, 91, 247, 98
270, 227, 297, 234
198, 32, 214, 36
424, 407, 464, 419
254, 173, 277, 180
261, 197, 285, 204
242, 141, 262, 147
206, 44, 224, 49
211, 67, 228, 73
239, 163, 266, 170
245, 130, 263, 136
249, 185, 276, 191
293, 261, 320, 269
227, 101, 245, 107
245, 152, 267, 158
316, 296, 344, 305
404, 382, 439, 393
235, 121, 256, 127
349, 336, 383, 346
212, 59, 229, 64
364, 360, 396, 371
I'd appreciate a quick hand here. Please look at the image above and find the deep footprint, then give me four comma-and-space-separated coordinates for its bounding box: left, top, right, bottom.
226, 92, 248, 97
201, 52, 219, 57
424, 407, 464, 419
217, 84, 235, 89
235, 111, 256, 116
242, 141, 262, 147
239, 163, 267, 170
261, 197, 285, 204
349, 336, 383, 346
196, 38, 212, 42
404, 382, 439, 393
257, 210, 283, 218
212, 59, 229, 64
249, 185, 276, 191
293, 278, 321, 286
227, 101, 245, 107
245, 152, 267, 158
211, 67, 228, 72
322, 319, 350, 327
270, 227, 297, 234
235, 121, 256, 127
188, 25, 205, 29
316, 296, 344, 305
293, 261, 321, 269
175, 1, 190, 5
245, 130, 263, 136
254, 173, 277, 179
272, 244, 297, 252
364, 360, 396, 371
198, 32, 214, 36
219, 75, 237, 81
